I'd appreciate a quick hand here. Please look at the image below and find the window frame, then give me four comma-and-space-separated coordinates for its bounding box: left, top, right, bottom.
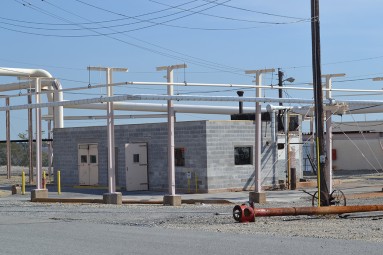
175, 147, 186, 167
234, 146, 253, 165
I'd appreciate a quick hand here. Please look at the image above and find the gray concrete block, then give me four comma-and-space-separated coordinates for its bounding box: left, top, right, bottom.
249, 191, 266, 204
103, 192, 122, 205
31, 189, 48, 201
163, 195, 182, 206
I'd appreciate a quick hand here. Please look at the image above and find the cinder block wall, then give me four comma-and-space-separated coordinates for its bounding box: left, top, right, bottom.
205, 120, 283, 191
53, 126, 107, 186
53, 120, 296, 192
53, 121, 207, 191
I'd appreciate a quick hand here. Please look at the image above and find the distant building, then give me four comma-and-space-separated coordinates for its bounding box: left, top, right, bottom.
53, 119, 302, 193
303, 121, 383, 174
332, 121, 383, 173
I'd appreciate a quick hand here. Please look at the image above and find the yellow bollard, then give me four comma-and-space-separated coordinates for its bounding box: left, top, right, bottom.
21, 171, 25, 195
43, 170, 46, 189
57, 170, 61, 195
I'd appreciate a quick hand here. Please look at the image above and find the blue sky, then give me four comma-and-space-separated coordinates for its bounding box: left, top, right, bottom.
1, 0, 383, 140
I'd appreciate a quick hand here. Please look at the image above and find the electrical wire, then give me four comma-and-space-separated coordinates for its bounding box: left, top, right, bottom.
12, 0, 251, 76
200, 0, 306, 20
148, 0, 311, 25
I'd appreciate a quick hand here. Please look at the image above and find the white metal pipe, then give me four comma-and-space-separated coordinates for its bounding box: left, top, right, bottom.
42, 114, 168, 120
35, 78, 42, 190
125, 81, 383, 93
0, 68, 64, 128
325, 76, 333, 193
0, 67, 52, 78
5, 79, 383, 98
5, 94, 383, 115
67, 102, 263, 114
53, 80, 64, 128
270, 111, 276, 144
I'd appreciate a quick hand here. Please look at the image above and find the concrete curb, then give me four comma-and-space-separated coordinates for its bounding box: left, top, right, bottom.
31, 198, 233, 204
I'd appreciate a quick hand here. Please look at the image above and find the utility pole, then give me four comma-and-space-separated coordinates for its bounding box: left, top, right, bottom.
88, 66, 128, 204
6, 97, 11, 179
323, 73, 345, 194
245, 68, 275, 204
157, 64, 187, 206
311, 0, 329, 206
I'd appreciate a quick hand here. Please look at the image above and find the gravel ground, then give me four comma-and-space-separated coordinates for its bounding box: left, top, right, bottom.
0, 195, 383, 243
1, 167, 383, 243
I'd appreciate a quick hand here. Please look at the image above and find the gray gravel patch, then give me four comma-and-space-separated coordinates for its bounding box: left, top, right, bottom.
1, 197, 383, 243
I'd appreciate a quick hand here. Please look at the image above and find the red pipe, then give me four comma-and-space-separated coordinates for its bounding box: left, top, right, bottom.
254, 205, 383, 217
234, 204, 383, 222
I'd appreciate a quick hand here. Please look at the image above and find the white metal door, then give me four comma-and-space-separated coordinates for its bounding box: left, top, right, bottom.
125, 143, 148, 191
78, 144, 99, 185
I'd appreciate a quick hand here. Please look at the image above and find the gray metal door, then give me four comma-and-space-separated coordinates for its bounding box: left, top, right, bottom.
78, 144, 98, 185
125, 143, 148, 191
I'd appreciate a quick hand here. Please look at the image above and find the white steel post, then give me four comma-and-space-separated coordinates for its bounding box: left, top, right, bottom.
88, 66, 128, 195
245, 68, 275, 202
107, 68, 115, 193
167, 67, 175, 195
6, 97, 11, 179
47, 120, 53, 181
157, 64, 187, 204
35, 78, 42, 190
323, 73, 345, 194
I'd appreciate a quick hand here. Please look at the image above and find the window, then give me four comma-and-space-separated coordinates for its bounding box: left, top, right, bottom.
80, 155, 87, 163
234, 146, 252, 165
175, 148, 185, 167
90, 155, 97, 164
277, 143, 285, 150
133, 154, 140, 163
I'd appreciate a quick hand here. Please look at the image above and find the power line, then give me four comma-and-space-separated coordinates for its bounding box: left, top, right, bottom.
12, 0, 249, 76
200, 0, 306, 20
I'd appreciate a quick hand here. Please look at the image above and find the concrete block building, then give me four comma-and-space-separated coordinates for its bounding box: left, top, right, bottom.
53, 119, 302, 193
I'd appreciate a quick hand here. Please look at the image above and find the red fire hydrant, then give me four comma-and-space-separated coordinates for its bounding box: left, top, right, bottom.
233, 203, 255, 222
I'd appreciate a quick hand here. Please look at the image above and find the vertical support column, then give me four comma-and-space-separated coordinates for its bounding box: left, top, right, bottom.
106, 68, 116, 194
88, 66, 128, 205
35, 78, 42, 190
245, 68, 275, 204
6, 97, 11, 179
47, 120, 52, 181
284, 110, 290, 189
157, 64, 187, 206
28, 92, 34, 184
167, 67, 175, 196
323, 73, 345, 194
31, 78, 48, 201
